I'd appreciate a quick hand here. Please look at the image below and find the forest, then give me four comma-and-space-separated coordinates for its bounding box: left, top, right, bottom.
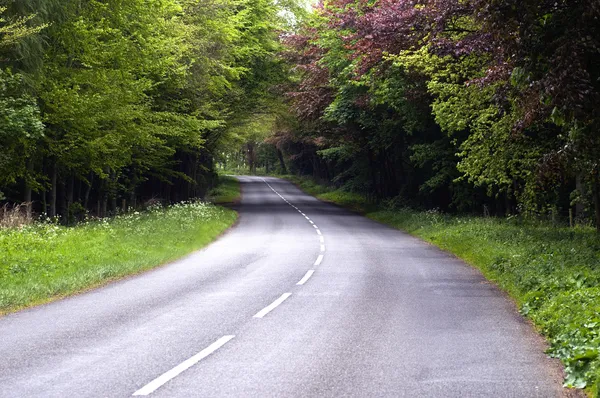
0, 0, 297, 222
260, 0, 600, 230
1, 0, 599, 229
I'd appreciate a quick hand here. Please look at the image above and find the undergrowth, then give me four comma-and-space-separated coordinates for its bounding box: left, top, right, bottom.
208, 175, 241, 205
0, 201, 237, 315
284, 174, 600, 396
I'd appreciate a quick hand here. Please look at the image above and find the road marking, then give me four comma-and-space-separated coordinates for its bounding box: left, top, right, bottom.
314, 254, 324, 266
132, 335, 235, 396
296, 270, 315, 285
254, 293, 292, 318
260, 178, 326, 284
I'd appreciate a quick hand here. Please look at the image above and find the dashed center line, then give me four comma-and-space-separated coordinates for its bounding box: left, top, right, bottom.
314, 254, 324, 266
296, 270, 315, 285
261, 177, 327, 313
254, 293, 293, 318
132, 335, 235, 396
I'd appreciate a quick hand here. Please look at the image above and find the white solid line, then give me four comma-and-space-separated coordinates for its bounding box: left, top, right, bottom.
321, 245, 325, 252
314, 254, 324, 266
132, 335, 235, 396
316, 229, 322, 235
319, 236, 324, 243
254, 293, 292, 318
296, 270, 315, 285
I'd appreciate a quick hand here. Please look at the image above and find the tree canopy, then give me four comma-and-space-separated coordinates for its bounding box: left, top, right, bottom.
1, 0, 600, 230
272, 0, 600, 230
0, 0, 295, 219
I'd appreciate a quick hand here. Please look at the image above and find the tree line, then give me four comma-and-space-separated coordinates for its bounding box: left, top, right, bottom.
0, 0, 296, 222
269, 0, 600, 229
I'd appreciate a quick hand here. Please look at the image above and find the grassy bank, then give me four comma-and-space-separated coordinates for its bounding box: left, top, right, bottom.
284, 174, 600, 395
208, 175, 241, 205
0, 181, 239, 315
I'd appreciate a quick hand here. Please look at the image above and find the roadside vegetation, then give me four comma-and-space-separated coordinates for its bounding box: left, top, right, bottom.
0, 178, 239, 315
208, 176, 241, 206
285, 174, 600, 396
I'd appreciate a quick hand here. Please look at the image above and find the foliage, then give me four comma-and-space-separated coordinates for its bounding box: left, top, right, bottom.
275, 0, 600, 230
0, 0, 299, 219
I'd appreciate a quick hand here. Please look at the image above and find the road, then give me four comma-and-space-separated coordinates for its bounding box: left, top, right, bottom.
0, 176, 572, 397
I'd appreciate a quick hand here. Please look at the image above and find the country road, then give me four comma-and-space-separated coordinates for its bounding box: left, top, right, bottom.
0, 176, 572, 397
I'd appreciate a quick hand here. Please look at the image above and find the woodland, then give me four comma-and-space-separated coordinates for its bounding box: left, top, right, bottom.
0, 0, 296, 222
1, 0, 600, 229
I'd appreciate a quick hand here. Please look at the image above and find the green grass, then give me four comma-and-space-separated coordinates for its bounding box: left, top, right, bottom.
208, 175, 241, 205
0, 201, 237, 315
283, 175, 376, 213
283, 174, 600, 396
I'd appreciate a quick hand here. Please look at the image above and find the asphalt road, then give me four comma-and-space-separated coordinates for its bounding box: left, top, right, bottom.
0, 176, 573, 397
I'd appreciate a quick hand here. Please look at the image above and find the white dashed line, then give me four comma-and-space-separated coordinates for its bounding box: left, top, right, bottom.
314, 255, 324, 266
132, 335, 235, 396
254, 293, 292, 318
261, 178, 326, 302
296, 270, 315, 285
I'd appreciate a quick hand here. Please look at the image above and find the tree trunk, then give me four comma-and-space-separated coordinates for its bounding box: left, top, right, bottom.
594, 172, 600, 232
575, 173, 584, 219
59, 178, 67, 220
84, 173, 94, 209
110, 170, 117, 213
50, 164, 57, 218
24, 158, 34, 218
67, 175, 74, 208
129, 168, 137, 209
247, 142, 256, 174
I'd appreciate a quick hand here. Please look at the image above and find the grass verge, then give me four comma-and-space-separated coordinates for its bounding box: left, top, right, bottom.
0, 200, 238, 316
208, 175, 241, 205
283, 174, 600, 396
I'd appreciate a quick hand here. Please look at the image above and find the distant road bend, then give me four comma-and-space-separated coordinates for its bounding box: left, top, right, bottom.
0, 176, 573, 397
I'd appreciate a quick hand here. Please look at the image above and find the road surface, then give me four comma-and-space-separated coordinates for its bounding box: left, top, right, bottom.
0, 176, 572, 397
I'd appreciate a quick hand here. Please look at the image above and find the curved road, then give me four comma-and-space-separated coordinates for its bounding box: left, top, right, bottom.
0, 176, 572, 397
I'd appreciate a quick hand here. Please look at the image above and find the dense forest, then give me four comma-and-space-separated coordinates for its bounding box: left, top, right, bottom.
1, 0, 600, 230
264, 0, 600, 230
0, 0, 299, 222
